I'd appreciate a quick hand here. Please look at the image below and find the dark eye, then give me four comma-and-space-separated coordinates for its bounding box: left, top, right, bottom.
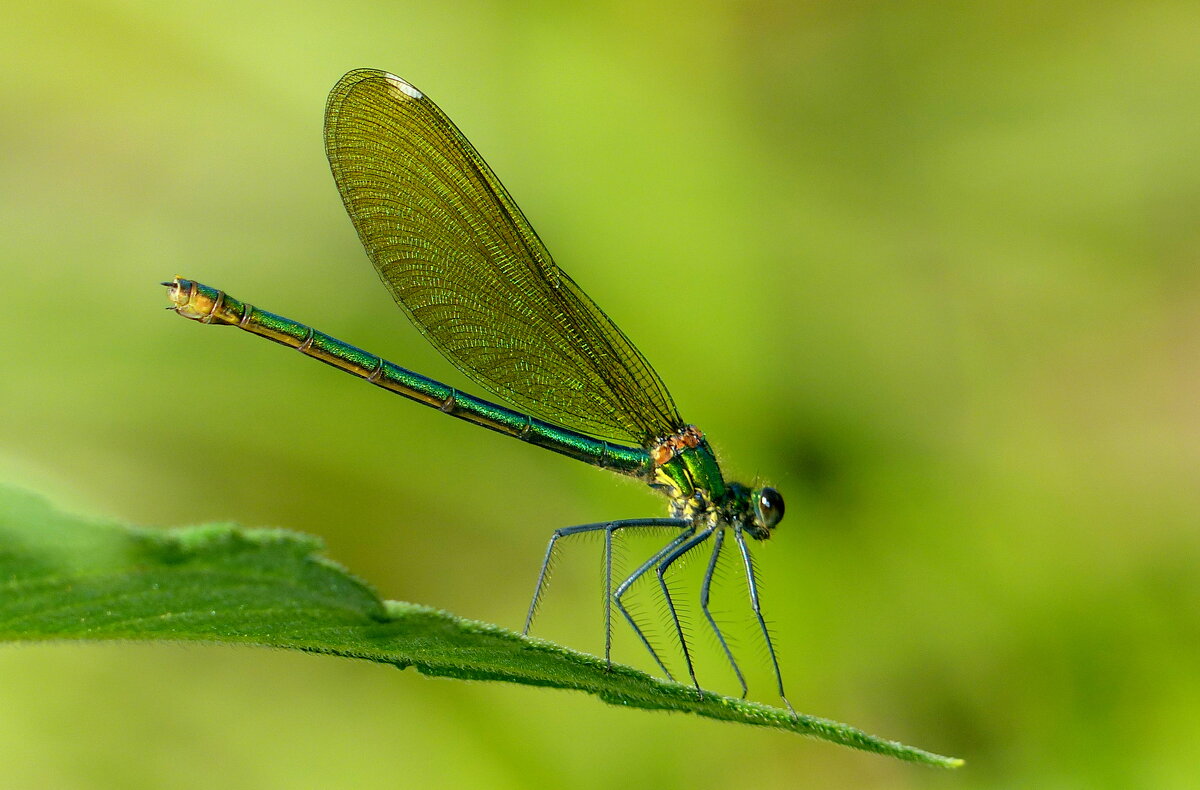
755, 487, 785, 529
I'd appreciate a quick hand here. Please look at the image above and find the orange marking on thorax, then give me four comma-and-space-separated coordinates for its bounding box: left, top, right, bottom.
650, 425, 705, 468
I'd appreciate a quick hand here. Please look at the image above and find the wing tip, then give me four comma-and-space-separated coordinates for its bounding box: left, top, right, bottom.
382, 72, 423, 100
332, 68, 423, 101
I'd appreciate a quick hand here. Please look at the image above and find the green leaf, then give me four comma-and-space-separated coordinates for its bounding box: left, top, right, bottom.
0, 484, 961, 768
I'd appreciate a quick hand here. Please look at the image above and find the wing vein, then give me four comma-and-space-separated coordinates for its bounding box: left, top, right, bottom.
323, 69, 683, 444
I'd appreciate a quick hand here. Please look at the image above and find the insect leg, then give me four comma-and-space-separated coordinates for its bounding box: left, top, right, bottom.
657, 527, 716, 693
733, 526, 795, 715
525, 518, 688, 666
613, 524, 695, 679
700, 529, 748, 697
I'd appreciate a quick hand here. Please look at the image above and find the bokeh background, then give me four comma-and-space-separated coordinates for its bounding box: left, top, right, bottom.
2, 2, 1197, 787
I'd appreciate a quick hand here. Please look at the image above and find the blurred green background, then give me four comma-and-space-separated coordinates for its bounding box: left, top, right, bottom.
2, 1, 1198, 787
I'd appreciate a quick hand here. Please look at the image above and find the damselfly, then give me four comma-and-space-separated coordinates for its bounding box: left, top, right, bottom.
165, 69, 791, 709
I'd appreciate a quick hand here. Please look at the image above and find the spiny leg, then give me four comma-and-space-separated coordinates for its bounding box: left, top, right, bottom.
700, 529, 748, 698
524, 528, 571, 635
524, 518, 689, 664
733, 526, 796, 716
602, 519, 691, 665
656, 527, 716, 694
614, 526, 696, 680
604, 526, 613, 665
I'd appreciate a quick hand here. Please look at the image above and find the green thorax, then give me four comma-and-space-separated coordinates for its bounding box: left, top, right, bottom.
651, 433, 729, 517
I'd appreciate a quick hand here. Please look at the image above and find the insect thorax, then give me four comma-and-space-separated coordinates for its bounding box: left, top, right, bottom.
650, 426, 731, 522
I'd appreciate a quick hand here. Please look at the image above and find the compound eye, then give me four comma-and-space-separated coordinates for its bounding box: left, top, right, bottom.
755, 487, 785, 529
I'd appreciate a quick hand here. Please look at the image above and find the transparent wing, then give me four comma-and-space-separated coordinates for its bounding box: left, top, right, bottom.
324, 69, 682, 444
